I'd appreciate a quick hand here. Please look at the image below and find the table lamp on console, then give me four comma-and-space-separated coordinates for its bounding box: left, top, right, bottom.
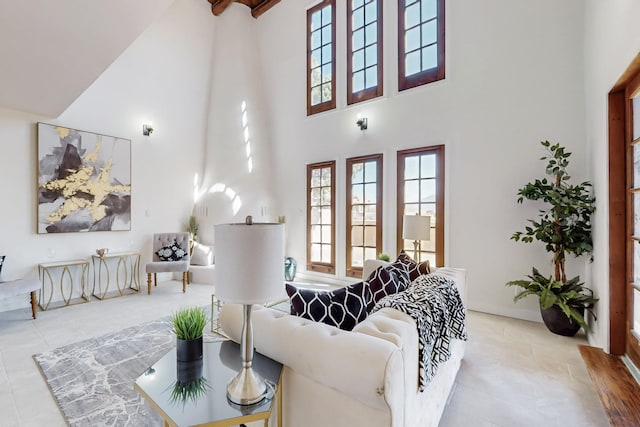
214, 216, 284, 405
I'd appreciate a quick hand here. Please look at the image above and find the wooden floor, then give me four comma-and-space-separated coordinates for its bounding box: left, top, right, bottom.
579, 345, 640, 427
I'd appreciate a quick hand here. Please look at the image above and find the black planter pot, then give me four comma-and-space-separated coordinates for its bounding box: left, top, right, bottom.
177, 358, 203, 383
540, 304, 583, 337
176, 336, 203, 362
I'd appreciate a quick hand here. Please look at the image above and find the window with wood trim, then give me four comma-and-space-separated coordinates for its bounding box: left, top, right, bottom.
347, 0, 383, 104
346, 154, 382, 277
397, 145, 444, 266
307, 161, 336, 274
398, 0, 445, 91
307, 0, 336, 115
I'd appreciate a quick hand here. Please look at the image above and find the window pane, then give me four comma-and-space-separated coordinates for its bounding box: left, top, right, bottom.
365, 66, 377, 89
422, 20, 437, 46
422, 45, 438, 71
322, 64, 332, 82
352, 163, 364, 183
635, 95, 640, 141
422, 227, 436, 251
406, 51, 421, 76
635, 144, 640, 187
322, 225, 332, 243
311, 49, 321, 68
364, 183, 377, 203
364, 247, 376, 262
365, 44, 377, 67
353, 0, 364, 8
405, 180, 419, 203
352, 247, 364, 267
322, 5, 332, 25
321, 187, 331, 205
353, 50, 365, 71
321, 244, 331, 263
421, 0, 437, 21
311, 86, 321, 106
634, 289, 640, 333
311, 10, 322, 31
364, 226, 377, 247
311, 30, 321, 50
322, 25, 332, 44
352, 205, 364, 223
404, 203, 419, 216
321, 207, 332, 224
635, 243, 640, 282
311, 225, 321, 242
311, 243, 321, 262
353, 71, 365, 92
405, 2, 420, 28
322, 44, 332, 65
352, 226, 364, 246
406, 26, 420, 52
405, 156, 419, 179
365, 1, 376, 24
635, 193, 640, 236
321, 167, 331, 185
365, 22, 377, 45
364, 161, 376, 182
421, 154, 436, 177
311, 188, 321, 206
364, 204, 376, 222
311, 67, 321, 87
353, 8, 364, 29
421, 203, 436, 218
311, 206, 321, 224
322, 83, 332, 102
353, 28, 365, 50
420, 179, 436, 202
352, 184, 364, 204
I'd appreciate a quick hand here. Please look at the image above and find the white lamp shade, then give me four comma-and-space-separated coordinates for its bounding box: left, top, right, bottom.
214, 222, 285, 305
402, 215, 431, 241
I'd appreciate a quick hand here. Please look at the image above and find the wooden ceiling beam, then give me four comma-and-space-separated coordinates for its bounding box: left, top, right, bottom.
208, 0, 234, 16
251, 0, 281, 19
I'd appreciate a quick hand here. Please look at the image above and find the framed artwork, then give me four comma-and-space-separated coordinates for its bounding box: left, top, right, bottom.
37, 123, 132, 234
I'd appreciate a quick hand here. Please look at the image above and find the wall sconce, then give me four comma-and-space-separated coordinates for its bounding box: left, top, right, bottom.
143, 124, 154, 136
356, 117, 368, 131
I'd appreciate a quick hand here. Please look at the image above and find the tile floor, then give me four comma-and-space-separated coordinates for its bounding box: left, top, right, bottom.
0, 281, 609, 427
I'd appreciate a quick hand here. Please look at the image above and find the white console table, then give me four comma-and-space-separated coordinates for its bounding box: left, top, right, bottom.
38, 259, 90, 310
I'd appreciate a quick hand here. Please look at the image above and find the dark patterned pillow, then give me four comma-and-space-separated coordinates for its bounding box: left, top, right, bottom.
395, 250, 431, 281
0, 255, 5, 278
156, 240, 187, 261
364, 265, 408, 312
285, 282, 370, 331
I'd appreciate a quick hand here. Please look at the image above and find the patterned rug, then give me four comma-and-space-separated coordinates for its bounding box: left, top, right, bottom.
33, 316, 225, 426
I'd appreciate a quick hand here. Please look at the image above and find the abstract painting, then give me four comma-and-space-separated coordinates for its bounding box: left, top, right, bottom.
37, 123, 131, 234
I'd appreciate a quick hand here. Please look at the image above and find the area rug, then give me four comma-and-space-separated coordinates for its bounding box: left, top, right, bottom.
33, 316, 225, 426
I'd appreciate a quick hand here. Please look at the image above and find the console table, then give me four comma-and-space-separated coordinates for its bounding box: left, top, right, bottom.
38, 259, 90, 310
92, 251, 140, 299
134, 341, 282, 427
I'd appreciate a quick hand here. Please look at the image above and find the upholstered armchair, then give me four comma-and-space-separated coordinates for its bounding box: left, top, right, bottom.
145, 232, 190, 294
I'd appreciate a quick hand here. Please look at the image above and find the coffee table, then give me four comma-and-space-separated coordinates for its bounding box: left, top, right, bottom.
134, 341, 283, 427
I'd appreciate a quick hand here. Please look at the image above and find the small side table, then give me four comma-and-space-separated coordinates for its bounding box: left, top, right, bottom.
38, 259, 90, 310
134, 341, 283, 427
92, 252, 141, 299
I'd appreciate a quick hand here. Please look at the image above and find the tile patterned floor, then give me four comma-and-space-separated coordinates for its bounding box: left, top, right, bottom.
0, 282, 609, 426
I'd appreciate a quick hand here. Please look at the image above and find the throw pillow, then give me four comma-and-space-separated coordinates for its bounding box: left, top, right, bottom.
285, 282, 370, 331
0, 255, 4, 278
365, 265, 408, 312
156, 240, 187, 261
190, 242, 214, 266
395, 250, 431, 281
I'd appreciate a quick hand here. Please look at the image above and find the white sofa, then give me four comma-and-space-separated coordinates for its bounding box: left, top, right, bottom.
219, 262, 467, 427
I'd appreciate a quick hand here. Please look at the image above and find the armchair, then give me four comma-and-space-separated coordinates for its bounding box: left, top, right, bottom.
145, 232, 190, 294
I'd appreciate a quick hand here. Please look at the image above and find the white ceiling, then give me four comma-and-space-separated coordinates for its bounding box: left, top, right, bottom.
0, 0, 175, 117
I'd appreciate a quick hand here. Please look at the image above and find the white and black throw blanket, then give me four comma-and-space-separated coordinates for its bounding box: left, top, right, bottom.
372, 273, 467, 391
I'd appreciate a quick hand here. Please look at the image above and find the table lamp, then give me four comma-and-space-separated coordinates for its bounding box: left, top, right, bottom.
214, 216, 284, 405
402, 214, 431, 261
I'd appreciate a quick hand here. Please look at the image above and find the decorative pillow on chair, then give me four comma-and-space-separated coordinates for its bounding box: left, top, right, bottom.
395, 250, 431, 281
285, 282, 370, 331
156, 240, 187, 261
190, 242, 214, 266
0, 255, 5, 278
364, 265, 408, 312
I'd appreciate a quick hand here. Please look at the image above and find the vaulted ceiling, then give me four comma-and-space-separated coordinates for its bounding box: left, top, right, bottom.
0, 0, 282, 118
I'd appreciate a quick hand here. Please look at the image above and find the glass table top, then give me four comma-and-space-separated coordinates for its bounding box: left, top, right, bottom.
134, 341, 282, 426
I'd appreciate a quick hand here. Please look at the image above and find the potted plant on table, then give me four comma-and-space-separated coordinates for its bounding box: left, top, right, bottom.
170, 306, 207, 362
506, 140, 598, 336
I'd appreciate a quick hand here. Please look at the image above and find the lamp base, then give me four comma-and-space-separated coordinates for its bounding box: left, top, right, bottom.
226, 366, 269, 405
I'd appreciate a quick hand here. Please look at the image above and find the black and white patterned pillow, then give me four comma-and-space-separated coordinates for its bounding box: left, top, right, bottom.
364, 265, 408, 312
0, 255, 5, 278
285, 282, 370, 331
395, 250, 431, 281
155, 240, 187, 261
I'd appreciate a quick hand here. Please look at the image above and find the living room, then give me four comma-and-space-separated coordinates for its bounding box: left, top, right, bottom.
0, 0, 638, 425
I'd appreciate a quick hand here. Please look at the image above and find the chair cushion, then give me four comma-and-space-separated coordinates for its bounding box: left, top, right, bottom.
156, 240, 187, 261
0, 277, 40, 299
285, 282, 369, 331
145, 260, 189, 274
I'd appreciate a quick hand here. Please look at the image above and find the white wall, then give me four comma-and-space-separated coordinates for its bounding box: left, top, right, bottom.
0, 0, 216, 309
252, 0, 588, 321
584, 1, 640, 350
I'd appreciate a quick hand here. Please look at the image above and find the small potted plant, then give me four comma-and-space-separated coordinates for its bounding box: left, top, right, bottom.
507, 140, 598, 336
170, 306, 207, 362
377, 253, 391, 262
